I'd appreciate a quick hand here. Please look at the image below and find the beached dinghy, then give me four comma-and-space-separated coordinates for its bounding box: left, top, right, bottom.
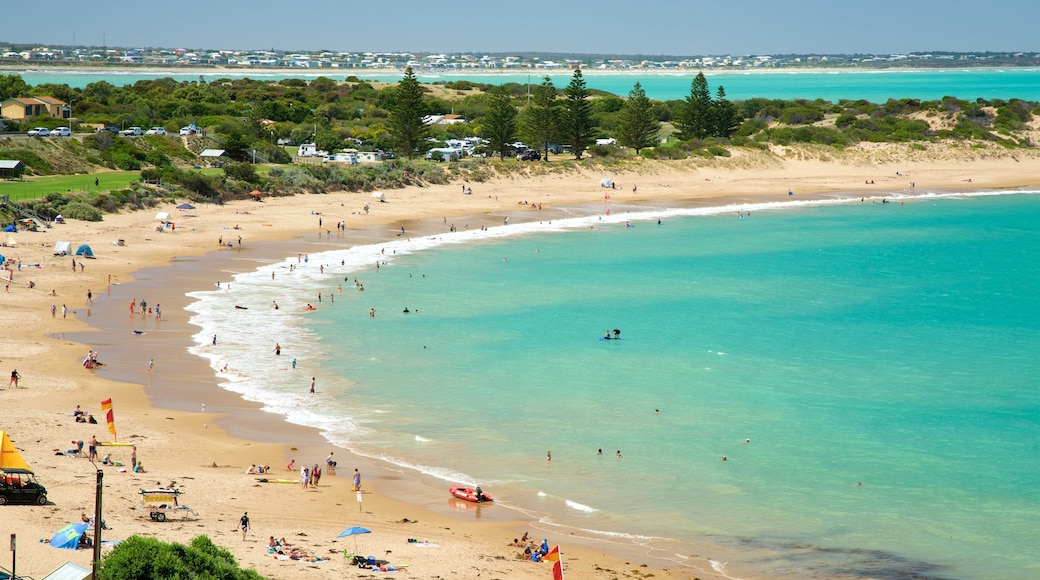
449, 484, 493, 503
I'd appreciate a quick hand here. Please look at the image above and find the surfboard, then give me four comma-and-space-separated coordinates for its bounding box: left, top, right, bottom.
256, 478, 299, 484
99, 442, 134, 446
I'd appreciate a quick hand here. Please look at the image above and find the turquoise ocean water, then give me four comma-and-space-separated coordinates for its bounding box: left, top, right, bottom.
10, 67, 1040, 101
186, 192, 1040, 579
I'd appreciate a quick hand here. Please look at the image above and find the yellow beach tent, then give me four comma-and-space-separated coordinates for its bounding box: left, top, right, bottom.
0, 430, 32, 471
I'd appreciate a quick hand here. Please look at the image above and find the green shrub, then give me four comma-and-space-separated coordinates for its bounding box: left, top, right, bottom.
97, 535, 264, 580
62, 201, 103, 221
108, 152, 142, 170
705, 145, 730, 157
224, 162, 258, 184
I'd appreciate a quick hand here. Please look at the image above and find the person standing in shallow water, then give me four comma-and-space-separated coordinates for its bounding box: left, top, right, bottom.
309, 377, 315, 394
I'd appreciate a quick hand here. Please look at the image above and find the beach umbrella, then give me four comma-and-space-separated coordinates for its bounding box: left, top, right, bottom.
337, 526, 371, 554
49, 523, 88, 550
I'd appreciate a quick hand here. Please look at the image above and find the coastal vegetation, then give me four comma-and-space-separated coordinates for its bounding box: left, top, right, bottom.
0, 70, 1037, 218
96, 535, 263, 580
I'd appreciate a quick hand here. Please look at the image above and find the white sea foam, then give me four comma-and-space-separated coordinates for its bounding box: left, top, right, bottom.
414, 435, 431, 443
565, 499, 597, 513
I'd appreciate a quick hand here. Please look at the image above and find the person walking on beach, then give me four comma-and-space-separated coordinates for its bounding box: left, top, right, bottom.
352, 468, 361, 491
88, 435, 97, 461
240, 512, 250, 541
148, 358, 154, 372
130, 446, 138, 470
9, 369, 20, 388
301, 466, 310, 490
86, 289, 92, 304
51, 304, 56, 318
326, 452, 336, 474
62, 304, 67, 319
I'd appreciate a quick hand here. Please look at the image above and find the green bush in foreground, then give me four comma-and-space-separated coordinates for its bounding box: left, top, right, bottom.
97, 535, 263, 580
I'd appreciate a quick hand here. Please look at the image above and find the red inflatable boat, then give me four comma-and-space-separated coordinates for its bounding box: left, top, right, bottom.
449, 484, 493, 503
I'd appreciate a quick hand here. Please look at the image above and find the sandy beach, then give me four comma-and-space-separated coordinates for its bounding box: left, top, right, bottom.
2, 144, 1038, 579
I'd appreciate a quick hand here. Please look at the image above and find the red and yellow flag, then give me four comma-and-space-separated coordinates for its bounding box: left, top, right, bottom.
543, 545, 560, 562
552, 559, 564, 580
101, 398, 116, 440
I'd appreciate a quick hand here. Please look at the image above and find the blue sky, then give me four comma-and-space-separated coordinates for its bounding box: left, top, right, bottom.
3, 0, 1038, 55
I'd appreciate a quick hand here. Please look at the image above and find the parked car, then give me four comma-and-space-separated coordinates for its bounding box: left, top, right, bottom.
0, 468, 48, 505
27, 127, 50, 137
516, 149, 541, 161
145, 127, 167, 135
180, 125, 201, 136
49, 126, 72, 137
120, 126, 143, 136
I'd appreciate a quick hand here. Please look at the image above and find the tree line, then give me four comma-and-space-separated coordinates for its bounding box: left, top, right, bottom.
2, 70, 1036, 166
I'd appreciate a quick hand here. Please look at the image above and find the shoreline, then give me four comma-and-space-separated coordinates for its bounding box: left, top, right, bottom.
6, 64, 1039, 78
2, 151, 1038, 579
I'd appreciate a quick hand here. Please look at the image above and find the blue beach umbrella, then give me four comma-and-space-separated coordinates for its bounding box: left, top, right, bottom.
337, 526, 371, 553
50, 523, 88, 550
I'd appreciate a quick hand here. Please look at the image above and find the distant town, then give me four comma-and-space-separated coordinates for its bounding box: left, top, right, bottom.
1, 42, 1038, 71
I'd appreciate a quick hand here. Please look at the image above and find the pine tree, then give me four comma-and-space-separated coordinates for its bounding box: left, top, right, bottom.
479, 86, 518, 160
562, 68, 596, 160
388, 66, 428, 158
675, 72, 714, 140
616, 82, 660, 153
712, 85, 741, 138
521, 76, 559, 161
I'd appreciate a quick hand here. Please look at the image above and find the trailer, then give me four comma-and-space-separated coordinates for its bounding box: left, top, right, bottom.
139, 488, 196, 522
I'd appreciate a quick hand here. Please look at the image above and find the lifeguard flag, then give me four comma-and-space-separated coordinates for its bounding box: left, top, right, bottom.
543, 545, 560, 562
101, 398, 116, 439
552, 559, 565, 580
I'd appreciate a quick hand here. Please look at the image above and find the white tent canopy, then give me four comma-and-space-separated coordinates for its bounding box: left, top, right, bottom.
154, 212, 170, 221
371, 191, 385, 200
53, 241, 71, 255
600, 178, 614, 188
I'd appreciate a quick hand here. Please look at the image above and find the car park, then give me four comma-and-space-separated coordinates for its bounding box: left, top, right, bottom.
120, 126, 143, 136
50, 127, 72, 137
145, 127, 167, 135
27, 127, 50, 137
0, 468, 48, 505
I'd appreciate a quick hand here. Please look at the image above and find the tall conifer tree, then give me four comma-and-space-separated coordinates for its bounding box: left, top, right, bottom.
562, 68, 596, 160
616, 82, 660, 153
480, 86, 518, 159
388, 66, 427, 158
675, 72, 714, 140
521, 76, 559, 161
712, 85, 740, 138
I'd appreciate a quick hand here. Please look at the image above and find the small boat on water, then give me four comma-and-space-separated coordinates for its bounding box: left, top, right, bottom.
449, 484, 493, 503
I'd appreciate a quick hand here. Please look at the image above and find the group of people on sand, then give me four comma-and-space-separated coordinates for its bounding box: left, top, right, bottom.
72, 405, 98, 424
128, 298, 161, 319
266, 536, 326, 562
82, 349, 102, 369
516, 535, 554, 562
246, 463, 272, 474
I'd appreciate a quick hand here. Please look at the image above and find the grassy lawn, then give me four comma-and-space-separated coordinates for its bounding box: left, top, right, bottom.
1, 171, 141, 203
